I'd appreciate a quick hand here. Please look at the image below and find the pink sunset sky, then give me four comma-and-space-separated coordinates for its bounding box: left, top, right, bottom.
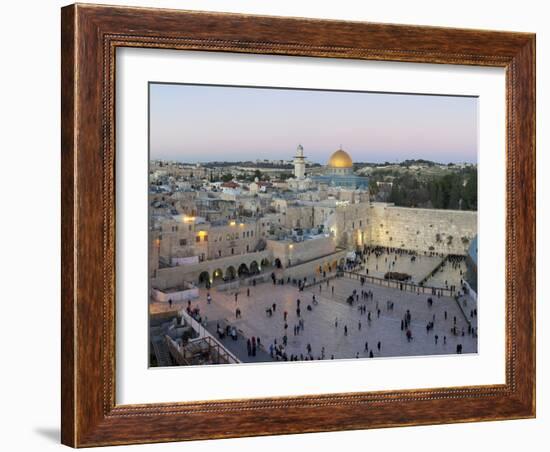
149, 83, 478, 164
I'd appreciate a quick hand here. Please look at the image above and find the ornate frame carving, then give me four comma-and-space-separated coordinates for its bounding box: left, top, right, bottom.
61, 4, 535, 447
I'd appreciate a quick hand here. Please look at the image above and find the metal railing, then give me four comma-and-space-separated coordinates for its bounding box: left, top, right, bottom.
342, 270, 456, 296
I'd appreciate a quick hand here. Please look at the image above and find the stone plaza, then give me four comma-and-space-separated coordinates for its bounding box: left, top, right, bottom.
151, 261, 477, 364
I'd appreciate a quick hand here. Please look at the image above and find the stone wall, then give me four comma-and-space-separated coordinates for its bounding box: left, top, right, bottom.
365, 203, 477, 255
266, 235, 336, 268
152, 250, 272, 289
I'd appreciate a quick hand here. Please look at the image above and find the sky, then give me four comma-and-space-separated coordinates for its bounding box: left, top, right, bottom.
149, 83, 478, 164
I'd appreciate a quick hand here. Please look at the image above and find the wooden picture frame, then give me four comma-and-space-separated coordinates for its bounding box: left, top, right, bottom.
61, 3, 535, 447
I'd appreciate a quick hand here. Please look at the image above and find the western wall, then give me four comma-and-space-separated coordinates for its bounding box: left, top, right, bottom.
364, 203, 477, 255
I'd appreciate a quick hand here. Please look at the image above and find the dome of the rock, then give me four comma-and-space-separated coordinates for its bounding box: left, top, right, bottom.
327, 149, 353, 168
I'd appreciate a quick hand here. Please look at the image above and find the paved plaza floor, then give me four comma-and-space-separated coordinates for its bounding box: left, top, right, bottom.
362, 252, 441, 283
162, 274, 478, 364
361, 250, 467, 289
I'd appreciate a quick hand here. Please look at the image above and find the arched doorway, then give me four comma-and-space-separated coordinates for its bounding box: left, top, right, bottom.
238, 263, 249, 278
225, 266, 236, 281
198, 271, 210, 287
260, 258, 271, 270
249, 261, 259, 274
274, 258, 282, 269
212, 268, 224, 283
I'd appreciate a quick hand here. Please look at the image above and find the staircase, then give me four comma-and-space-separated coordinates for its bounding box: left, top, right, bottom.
151, 336, 172, 367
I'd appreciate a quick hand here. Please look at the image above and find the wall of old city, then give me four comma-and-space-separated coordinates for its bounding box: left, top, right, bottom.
365, 203, 477, 255
328, 202, 371, 249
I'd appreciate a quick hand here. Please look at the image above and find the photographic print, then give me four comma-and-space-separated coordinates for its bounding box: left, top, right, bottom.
148, 83, 479, 367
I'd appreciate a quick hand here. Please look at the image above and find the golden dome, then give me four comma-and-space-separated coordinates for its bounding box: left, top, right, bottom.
328, 149, 353, 168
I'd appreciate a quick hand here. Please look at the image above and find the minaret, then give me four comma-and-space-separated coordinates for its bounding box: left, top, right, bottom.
293, 144, 306, 179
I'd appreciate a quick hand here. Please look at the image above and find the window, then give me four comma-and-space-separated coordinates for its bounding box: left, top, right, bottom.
179, 239, 187, 246
231, 248, 234, 255
196, 236, 200, 243
218, 250, 222, 257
